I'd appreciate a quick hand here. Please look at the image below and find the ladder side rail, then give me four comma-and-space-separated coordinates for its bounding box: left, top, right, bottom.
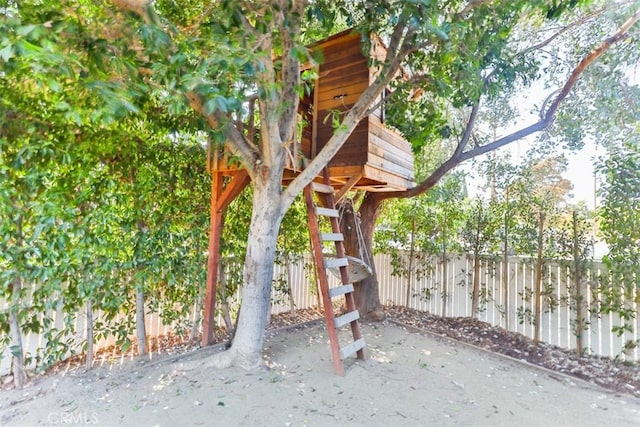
321, 170, 365, 361
303, 185, 345, 375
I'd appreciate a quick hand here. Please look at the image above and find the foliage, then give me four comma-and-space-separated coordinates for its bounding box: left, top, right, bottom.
375, 174, 467, 307
460, 198, 501, 257
597, 136, 640, 341
599, 138, 640, 289
459, 198, 501, 316
0, 0, 213, 372
375, 174, 467, 259
1, 0, 638, 374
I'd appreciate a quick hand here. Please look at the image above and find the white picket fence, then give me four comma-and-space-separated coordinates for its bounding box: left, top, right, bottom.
2, 253, 639, 376
271, 253, 640, 362
375, 253, 639, 362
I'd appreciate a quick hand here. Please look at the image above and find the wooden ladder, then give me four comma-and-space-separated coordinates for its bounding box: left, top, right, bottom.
303, 170, 366, 376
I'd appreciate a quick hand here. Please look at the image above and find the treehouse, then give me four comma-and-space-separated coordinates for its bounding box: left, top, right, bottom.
203, 31, 417, 371
212, 29, 415, 193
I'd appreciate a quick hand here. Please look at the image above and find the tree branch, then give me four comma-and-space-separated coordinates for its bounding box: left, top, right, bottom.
236, 5, 259, 36
454, 100, 480, 156
186, 92, 260, 179
457, 0, 493, 19
518, 5, 615, 59
278, 1, 307, 144
110, 0, 156, 24
251, 34, 284, 173
373, 8, 640, 204
542, 8, 640, 125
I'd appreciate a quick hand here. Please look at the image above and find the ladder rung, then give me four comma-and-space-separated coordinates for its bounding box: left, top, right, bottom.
311, 182, 334, 194
324, 257, 348, 269
334, 310, 360, 329
328, 284, 354, 298
315, 207, 339, 218
321, 232, 343, 242
339, 338, 366, 360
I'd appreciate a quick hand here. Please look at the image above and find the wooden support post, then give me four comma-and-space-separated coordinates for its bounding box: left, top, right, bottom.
334, 173, 362, 204
203, 171, 224, 347
202, 171, 251, 347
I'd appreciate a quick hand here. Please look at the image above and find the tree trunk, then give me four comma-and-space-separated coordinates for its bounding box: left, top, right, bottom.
573, 210, 584, 357
86, 298, 94, 370
205, 178, 285, 370
339, 195, 385, 320
406, 217, 416, 308
441, 246, 448, 318
219, 261, 234, 333
502, 188, 510, 330
472, 253, 481, 318
534, 211, 545, 344
9, 278, 26, 388
190, 283, 205, 342
135, 284, 147, 356
441, 211, 448, 318
311, 251, 322, 309
286, 254, 296, 312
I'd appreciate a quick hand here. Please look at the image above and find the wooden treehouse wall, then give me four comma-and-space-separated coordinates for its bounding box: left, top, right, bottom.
214, 30, 415, 192
297, 30, 415, 192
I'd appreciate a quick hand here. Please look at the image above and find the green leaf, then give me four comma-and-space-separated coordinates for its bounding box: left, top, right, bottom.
0, 44, 14, 62
17, 24, 38, 37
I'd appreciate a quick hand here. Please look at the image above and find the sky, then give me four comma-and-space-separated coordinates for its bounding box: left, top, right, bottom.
564, 144, 599, 208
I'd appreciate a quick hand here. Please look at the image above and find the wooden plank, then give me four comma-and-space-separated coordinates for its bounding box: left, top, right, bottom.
366, 151, 413, 179
311, 72, 320, 157
315, 207, 339, 217
309, 29, 361, 51
323, 163, 412, 191
368, 137, 413, 168
316, 122, 368, 143
311, 181, 334, 194
371, 126, 409, 152
339, 338, 366, 360
362, 164, 415, 190
368, 129, 413, 163
368, 116, 413, 152
321, 232, 344, 242
320, 42, 364, 67
329, 284, 354, 298
317, 79, 369, 104
325, 257, 349, 269
369, 163, 415, 186
334, 173, 363, 203
329, 149, 368, 167
216, 171, 251, 212
316, 124, 369, 166
319, 51, 365, 71
334, 310, 360, 328
319, 52, 366, 77
318, 58, 368, 82
316, 93, 361, 110
326, 164, 367, 178
367, 142, 414, 172
203, 172, 224, 347
320, 64, 369, 86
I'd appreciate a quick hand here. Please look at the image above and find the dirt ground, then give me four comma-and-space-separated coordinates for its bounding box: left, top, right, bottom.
2, 320, 640, 426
